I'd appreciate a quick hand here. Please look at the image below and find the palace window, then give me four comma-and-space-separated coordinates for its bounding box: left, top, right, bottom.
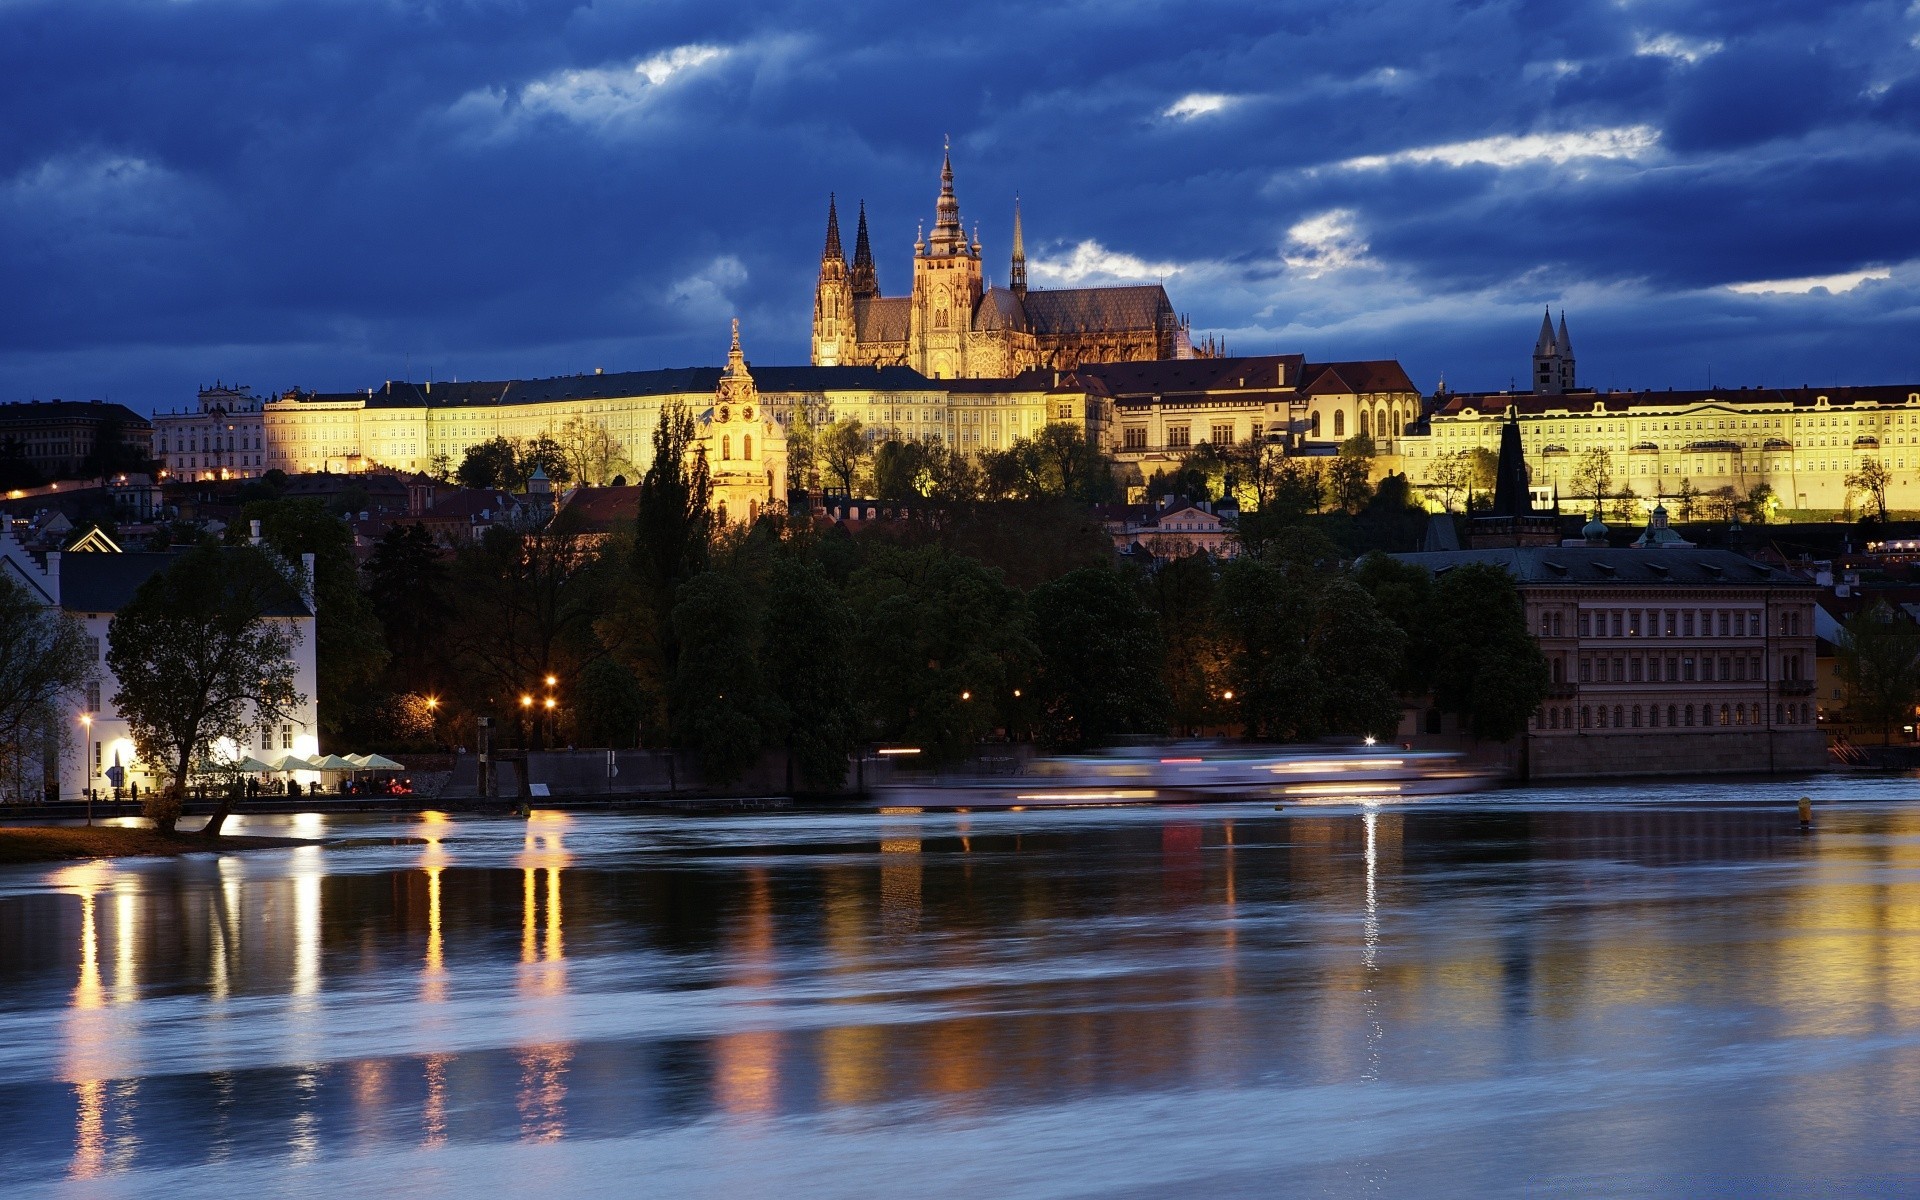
1124, 427, 1147, 450
1211, 424, 1234, 445
1333, 411, 1345, 438
1167, 425, 1191, 449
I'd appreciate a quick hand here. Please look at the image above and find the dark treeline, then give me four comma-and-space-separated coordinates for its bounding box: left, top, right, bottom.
226, 407, 1547, 785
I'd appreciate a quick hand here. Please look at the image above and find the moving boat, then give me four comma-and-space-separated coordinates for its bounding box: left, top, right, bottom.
871, 741, 1490, 809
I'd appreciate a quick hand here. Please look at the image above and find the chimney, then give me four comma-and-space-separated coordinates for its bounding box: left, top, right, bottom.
249, 518, 263, 545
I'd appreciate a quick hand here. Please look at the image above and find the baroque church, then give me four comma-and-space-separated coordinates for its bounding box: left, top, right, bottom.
811, 150, 1186, 379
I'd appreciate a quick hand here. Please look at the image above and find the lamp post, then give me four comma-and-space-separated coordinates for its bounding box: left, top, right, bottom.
520, 693, 534, 749
79, 712, 93, 825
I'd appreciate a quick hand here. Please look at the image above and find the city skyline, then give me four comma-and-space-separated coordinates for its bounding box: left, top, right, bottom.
5, 1, 1920, 412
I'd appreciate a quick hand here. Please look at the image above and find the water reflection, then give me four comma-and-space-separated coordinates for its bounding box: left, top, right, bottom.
4, 799, 1920, 1192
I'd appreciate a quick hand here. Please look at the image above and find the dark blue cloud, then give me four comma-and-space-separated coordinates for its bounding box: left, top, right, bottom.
1, 0, 1917, 410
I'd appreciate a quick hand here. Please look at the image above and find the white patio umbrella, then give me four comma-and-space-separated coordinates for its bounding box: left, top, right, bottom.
310, 754, 359, 771
359, 753, 405, 771
233, 756, 276, 773
343, 754, 372, 767
269, 753, 318, 772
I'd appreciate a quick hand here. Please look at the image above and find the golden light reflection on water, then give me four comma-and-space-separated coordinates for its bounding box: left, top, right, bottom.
714, 868, 780, 1118
516, 814, 569, 997
422, 812, 450, 1004
515, 1043, 572, 1142
422, 1052, 451, 1148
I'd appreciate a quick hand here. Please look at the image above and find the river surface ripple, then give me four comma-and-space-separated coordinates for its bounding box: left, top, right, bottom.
5, 774, 1920, 1197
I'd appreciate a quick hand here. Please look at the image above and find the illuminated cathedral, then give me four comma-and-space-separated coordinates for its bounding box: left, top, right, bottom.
811, 150, 1186, 379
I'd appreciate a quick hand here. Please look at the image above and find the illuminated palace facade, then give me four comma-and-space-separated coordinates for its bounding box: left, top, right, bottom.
811, 151, 1186, 379
1392, 313, 1920, 514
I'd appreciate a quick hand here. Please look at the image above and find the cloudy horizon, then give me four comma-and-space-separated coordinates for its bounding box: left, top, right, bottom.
5, 0, 1919, 413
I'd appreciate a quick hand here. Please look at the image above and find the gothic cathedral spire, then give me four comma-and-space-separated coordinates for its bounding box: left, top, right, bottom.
1010, 196, 1027, 298
850, 200, 878, 298
823, 193, 844, 264
812, 195, 855, 366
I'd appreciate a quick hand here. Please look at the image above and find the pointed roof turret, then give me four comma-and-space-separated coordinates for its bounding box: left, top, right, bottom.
1009, 196, 1027, 297
1490, 410, 1532, 517
718, 317, 757, 408
822, 194, 845, 263
1557, 310, 1573, 356
1534, 308, 1557, 356
928, 139, 966, 254
850, 200, 878, 296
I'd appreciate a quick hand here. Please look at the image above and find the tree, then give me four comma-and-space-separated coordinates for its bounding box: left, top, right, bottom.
1847, 457, 1893, 523
0, 574, 92, 799
366, 522, 450, 689
1325, 452, 1373, 514
635, 402, 713, 613
670, 570, 766, 784
1836, 603, 1920, 744
1032, 424, 1116, 502
847, 546, 1034, 762
1747, 482, 1780, 524
1675, 477, 1701, 520
106, 545, 305, 835
1028, 568, 1167, 749
871, 439, 928, 501
1423, 563, 1550, 741
457, 436, 520, 490
1468, 446, 1499, 505
573, 657, 649, 748
450, 524, 599, 748
1570, 448, 1613, 518
820, 419, 870, 496
555, 416, 631, 487
761, 556, 861, 790
1427, 450, 1471, 514
519, 434, 572, 487
236, 498, 387, 740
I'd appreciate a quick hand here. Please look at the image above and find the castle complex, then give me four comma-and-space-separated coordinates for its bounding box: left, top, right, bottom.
810, 151, 1184, 378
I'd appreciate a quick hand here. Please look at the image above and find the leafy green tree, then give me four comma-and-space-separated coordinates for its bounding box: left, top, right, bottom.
234, 498, 387, 739
1674, 476, 1701, 520
1352, 553, 1436, 694
761, 556, 860, 790
1310, 577, 1406, 738
106, 545, 306, 835
1215, 557, 1322, 740
1836, 602, 1920, 744
1424, 563, 1550, 740
449, 525, 599, 748
366, 522, 448, 690
0, 574, 92, 795
1747, 482, 1780, 524
635, 401, 713, 616
1032, 423, 1116, 502
1028, 568, 1166, 749
820, 419, 870, 496
848, 547, 1034, 761
456, 436, 520, 490
670, 570, 766, 784
574, 656, 649, 748
519, 434, 572, 486
1326, 452, 1373, 514
1426, 450, 1471, 514
1467, 446, 1498, 507
871, 439, 928, 501
1143, 553, 1232, 734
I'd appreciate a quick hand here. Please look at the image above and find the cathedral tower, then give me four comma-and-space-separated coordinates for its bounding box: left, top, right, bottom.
1532, 307, 1579, 395
909, 145, 983, 379
812, 195, 856, 366
850, 200, 878, 299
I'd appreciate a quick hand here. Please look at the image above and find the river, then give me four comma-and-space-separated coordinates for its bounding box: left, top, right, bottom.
4, 774, 1920, 1196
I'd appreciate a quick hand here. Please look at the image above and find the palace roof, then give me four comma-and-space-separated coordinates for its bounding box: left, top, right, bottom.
1438, 383, 1920, 418
1390, 547, 1808, 586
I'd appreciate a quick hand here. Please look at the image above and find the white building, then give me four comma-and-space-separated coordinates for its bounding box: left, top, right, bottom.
152, 383, 270, 481
0, 522, 320, 799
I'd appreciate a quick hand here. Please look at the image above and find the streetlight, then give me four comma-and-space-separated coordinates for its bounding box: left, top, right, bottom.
78, 713, 93, 824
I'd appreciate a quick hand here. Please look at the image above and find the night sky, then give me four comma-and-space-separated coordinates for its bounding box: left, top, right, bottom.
4, 0, 1918, 413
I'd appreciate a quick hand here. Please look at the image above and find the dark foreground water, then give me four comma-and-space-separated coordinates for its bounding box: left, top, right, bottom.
5, 776, 1920, 1197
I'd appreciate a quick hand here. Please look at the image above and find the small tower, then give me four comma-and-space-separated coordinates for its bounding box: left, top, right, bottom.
1491, 412, 1532, 516
1532, 308, 1562, 395
850, 200, 879, 298
1555, 310, 1577, 393
1009, 197, 1028, 299
812, 195, 856, 366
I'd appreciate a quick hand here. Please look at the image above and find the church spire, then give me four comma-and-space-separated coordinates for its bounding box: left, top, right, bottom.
1010, 196, 1027, 298
1491, 410, 1532, 517
823, 193, 844, 263
1535, 307, 1557, 356
1557, 310, 1573, 356
929, 139, 966, 254
850, 199, 878, 297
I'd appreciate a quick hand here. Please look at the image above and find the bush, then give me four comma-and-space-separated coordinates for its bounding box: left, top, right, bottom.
142, 784, 184, 834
